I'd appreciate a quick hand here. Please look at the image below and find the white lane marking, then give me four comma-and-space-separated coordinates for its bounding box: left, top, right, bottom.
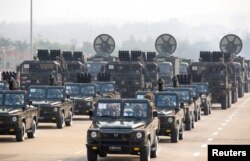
221, 123, 227, 126
212, 132, 218, 136
74, 150, 83, 155
207, 138, 213, 141
201, 144, 207, 148
217, 127, 223, 130
193, 152, 200, 156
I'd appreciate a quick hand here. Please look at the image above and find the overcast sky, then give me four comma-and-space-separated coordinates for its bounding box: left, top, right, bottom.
1, 0, 250, 28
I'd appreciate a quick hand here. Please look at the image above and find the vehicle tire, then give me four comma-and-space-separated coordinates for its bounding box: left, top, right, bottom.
65, 111, 73, 126
99, 152, 107, 157
179, 122, 184, 140
16, 122, 25, 142
140, 139, 151, 161
150, 134, 158, 158
194, 110, 198, 122
204, 102, 209, 115
198, 108, 201, 120
185, 118, 192, 131
27, 119, 36, 138
221, 96, 227, 110
56, 112, 65, 129
192, 114, 195, 129
171, 125, 179, 143
87, 148, 98, 161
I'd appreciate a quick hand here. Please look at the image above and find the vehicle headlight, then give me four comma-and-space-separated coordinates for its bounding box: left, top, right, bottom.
136, 132, 143, 139
54, 107, 58, 112
91, 131, 97, 138
168, 117, 173, 123
87, 102, 91, 106
12, 116, 17, 122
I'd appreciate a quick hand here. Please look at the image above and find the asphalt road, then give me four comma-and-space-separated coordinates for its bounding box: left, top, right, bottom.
1, 93, 250, 161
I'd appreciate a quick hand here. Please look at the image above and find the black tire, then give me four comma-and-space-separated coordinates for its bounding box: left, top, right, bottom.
221, 96, 228, 110
65, 111, 73, 126
27, 119, 36, 138
198, 109, 201, 120
16, 122, 25, 142
87, 149, 98, 161
56, 112, 65, 129
171, 125, 179, 143
150, 134, 158, 158
204, 102, 209, 115
194, 110, 198, 122
179, 123, 184, 140
185, 118, 192, 131
99, 152, 107, 157
140, 139, 151, 161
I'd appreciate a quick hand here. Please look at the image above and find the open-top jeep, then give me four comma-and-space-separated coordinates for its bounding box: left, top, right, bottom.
28, 85, 73, 128
179, 85, 202, 122
95, 81, 121, 98
65, 83, 97, 116
154, 91, 185, 143
0, 90, 38, 142
192, 83, 212, 115
86, 98, 159, 161
165, 87, 195, 131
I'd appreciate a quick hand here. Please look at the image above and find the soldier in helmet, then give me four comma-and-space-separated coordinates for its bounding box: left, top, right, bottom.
144, 92, 155, 111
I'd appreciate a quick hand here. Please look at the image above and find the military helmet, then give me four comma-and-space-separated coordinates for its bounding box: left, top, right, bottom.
144, 92, 154, 101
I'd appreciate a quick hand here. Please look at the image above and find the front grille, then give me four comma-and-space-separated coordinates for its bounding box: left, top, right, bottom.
102, 141, 129, 146
101, 133, 130, 140
40, 107, 54, 115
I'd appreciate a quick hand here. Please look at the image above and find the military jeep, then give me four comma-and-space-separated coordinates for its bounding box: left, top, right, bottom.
86, 98, 159, 161
0, 90, 38, 142
192, 83, 212, 115
65, 83, 97, 116
154, 91, 185, 143
95, 81, 121, 99
28, 85, 73, 128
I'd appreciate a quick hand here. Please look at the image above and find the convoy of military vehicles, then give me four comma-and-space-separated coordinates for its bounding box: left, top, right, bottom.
0, 33, 249, 161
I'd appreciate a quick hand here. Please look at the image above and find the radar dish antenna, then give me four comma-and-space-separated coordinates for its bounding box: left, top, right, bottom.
93, 34, 115, 55
155, 34, 177, 56
220, 34, 242, 55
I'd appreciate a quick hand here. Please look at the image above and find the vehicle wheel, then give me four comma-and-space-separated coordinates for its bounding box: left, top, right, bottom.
198, 109, 201, 120
99, 152, 107, 157
192, 114, 195, 129
221, 96, 227, 110
179, 123, 184, 140
65, 111, 73, 126
140, 139, 151, 161
204, 102, 209, 115
151, 134, 158, 158
194, 110, 198, 122
87, 148, 98, 161
16, 122, 25, 142
171, 125, 179, 143
185, 118, 192, 131
27, 119, 36, 138
57, 112, 65, 129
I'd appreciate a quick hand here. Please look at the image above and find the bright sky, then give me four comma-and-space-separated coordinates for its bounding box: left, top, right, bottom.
1, 0, 250, 27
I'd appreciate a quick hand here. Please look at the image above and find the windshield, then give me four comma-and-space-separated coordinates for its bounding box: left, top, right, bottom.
65, 85, 80, 95
207, 65, 226, 76
0, 82, 7, 90
171, 90, 190, 102
136, 94, 145, 99
80, 86, 95, 95
159, 63, 172, 74
4, 93, 25, 106
29, 88, 46, 99
87, 62, 106, 74
196, 84, 208, 93
21, 63, 57, 74
116, 64, 142, 75
96, 102, 121, 117
180, 63, 188, 74
97, 83, 115, 93
123, 102, 148, 118
47, 88, 64, 99
155, 95, 177, 107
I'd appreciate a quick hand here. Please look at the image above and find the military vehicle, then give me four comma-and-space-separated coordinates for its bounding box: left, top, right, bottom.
244, 59, 250, 92
65, 83, 97, 116
164, 87, 195, 130
18, 49, 66, 90
104, 50, 146, 98
192, 82, 212, 115
62, 51, 86, 83
155, 34, 181, 85
154, 91, 185, 143
86, 34, 117, 81
220, 34, 245, 98
86, 98, 159, 161
27, 85, 73, 128
0, 90, 38, 142
95, 81, 121, 99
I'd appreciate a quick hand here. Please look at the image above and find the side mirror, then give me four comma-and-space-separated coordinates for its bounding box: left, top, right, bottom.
152, 110, 158, 117
28, 100, 33, 106
66, 94, 70, 99
180, 102, 185, 108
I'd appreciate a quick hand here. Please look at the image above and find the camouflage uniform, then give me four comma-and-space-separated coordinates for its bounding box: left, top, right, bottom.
144, 92, 155, 111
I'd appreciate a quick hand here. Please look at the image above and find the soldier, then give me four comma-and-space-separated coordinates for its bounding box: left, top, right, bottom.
144, 92, 155, 111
